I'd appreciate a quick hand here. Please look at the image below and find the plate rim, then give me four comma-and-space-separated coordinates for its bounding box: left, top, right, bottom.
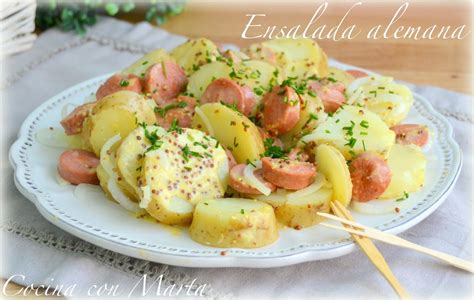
9, 73, 463, 268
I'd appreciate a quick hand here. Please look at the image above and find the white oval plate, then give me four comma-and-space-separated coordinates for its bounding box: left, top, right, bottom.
10, 73, 462, 268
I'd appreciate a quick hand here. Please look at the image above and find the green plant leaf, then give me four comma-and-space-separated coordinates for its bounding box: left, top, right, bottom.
104, 3, 119, 16
122, 1, 135, 13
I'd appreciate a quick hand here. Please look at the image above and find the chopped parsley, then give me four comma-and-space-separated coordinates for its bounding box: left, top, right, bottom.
168, 118, 183, 134
342, 121, 356, 136
345, 137, 357, 148
220, 101, 239, 113
154, 101, 188, 117
253, 86, 265, 96
261, 138, 286, 159
360, 120, 369, 128
240, 208, 245, 214
139, 122, 163, 153
229, 69, 242, 79
246, 159, 256, 167
362, 140, 367, 151
181, 144, 203, 162
119, 79, 129, 87
280, 76, 307, 95
141, 60, 149, 65
396, 191, 410, 202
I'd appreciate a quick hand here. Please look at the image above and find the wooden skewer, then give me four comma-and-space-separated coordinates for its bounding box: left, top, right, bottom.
328, 201, 411, 300
318, 210, 474, 274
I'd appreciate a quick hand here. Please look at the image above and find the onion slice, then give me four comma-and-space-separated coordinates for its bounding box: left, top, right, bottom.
194, 106, 215, 136
346, 76, 372, 96
286, 173, 326, 201
100, 134, 121, 179
108, 179, 144, 213
351, 199, 405, 215
243, 161, 271, 196
36, 127, 82, 148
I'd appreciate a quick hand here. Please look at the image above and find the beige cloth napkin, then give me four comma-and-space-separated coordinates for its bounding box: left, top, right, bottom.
2, 17, 472, 299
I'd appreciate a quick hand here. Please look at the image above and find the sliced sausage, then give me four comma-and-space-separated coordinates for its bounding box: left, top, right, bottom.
261, 157, 316, 190
349, 152, 392, 202
155, 95, 196, 129
96, 74, 142, 101
390, 124, 429, 147
60, 102, 95, 135
241, 85, 257, 116
287, 148, 310, 162
228, 164, 276, 195
257, 127, 284, 148
144, 61, 188, 103
262, 85, 301, 135
308, 80, 346, 113
58, 149, 100, 185
346, 69, 369, 78
200, 78, 256, 116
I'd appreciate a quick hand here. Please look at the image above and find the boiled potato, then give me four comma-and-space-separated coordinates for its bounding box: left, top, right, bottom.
275, 187, 332, 229
189, 198, 278, 248
328, 67, 355, 87
82, 91, 156, 156
191, 103, 264, 163
245, 38, 329, 80
346, 76, 414, 126
140, 128, 228, 225
380, 144, 426, 199
122, 48, 172, 77
280, 92, 327, 148
186, 61, 232, 99
315, 144, 352, 206
171, 38, 221, 75
116, 125, 167, 198
253, 189, 288, 208
303, 105, 395, 159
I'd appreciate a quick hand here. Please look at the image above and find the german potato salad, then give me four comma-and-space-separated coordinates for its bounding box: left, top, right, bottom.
50, 38, 429, 248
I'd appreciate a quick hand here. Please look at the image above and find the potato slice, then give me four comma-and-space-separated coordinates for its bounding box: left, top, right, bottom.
186, 61, 232, 99
116, 125, 167, 197
245, 38, 329, 80
140, 128, 229, 225
171, 38, 221, 75
380, 144, 426, 199
189, 198, 278, 248
303, 105, 395, 159
328, 67, 355, 87
315, 144, 352, 206
191, 103, 264, 163
122, 49, 172, 77
280, 93, 327, 148
346, 76, 414, 126
82, 91, 156, 156
275, 187, 332, 229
